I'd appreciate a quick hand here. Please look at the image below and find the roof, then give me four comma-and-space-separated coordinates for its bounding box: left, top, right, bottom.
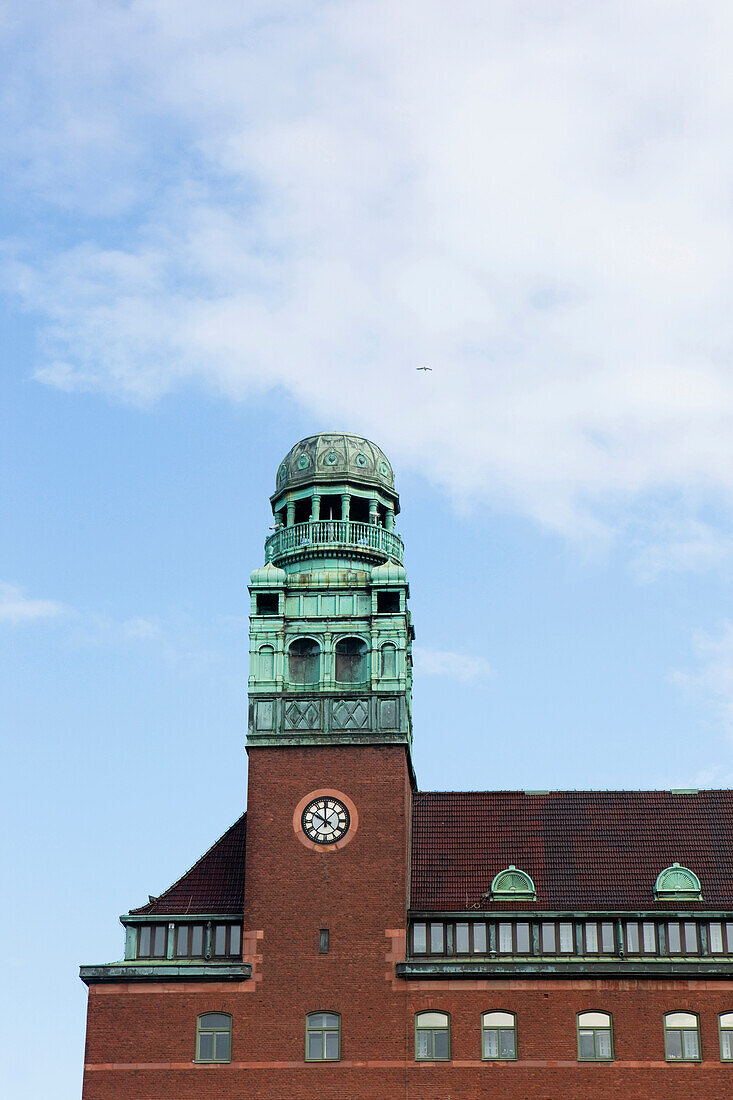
130, 814, 246, 916
411, 790, 733, 911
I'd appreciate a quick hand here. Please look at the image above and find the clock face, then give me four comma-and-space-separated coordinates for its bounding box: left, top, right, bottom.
301, 797, 350, 844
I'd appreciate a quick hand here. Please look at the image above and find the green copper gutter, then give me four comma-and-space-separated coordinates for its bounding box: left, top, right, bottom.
80, 962, 251, 985
396, 959, 733, 980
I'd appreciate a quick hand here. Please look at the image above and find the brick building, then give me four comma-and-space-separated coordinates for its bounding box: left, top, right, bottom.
81, 432, 733, 1098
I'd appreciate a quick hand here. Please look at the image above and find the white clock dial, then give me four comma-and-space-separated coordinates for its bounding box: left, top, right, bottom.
301, 797, 350, 844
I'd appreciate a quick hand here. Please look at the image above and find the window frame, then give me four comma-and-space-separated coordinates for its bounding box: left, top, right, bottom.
577, 1011, 614, 1062
664, 1011, 701, 1062
415, 1011, 451, 1062
481, 1010, 517, 1061
195, 1012, 232, 1064
287, 636, 321, 685
719, 1012, 733, 1061
305, 1011, 341, 1062
333, 635, 369, 684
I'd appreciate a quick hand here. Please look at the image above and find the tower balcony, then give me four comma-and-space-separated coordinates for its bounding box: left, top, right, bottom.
265, 519, 404, 566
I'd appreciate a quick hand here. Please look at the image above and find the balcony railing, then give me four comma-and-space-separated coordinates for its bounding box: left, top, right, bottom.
265, 520, 404, 564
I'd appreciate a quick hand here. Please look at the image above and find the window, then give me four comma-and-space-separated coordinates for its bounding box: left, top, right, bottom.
196, 1013, 232, 1063
258, 645, 275, 679
288, 638, 320, 684
334, 637, 368, 683
664, 1012, 701, 1061
583, 921, 615, 954
490, 865, 536, 901
577, 1012, 613, 1061
137, 924, 167, 958
654, 863, 702, 901
306, 1012, 340, 1061
482, 1011, 517, 1060
415, 1011, 450, 1061
720, 1013, 733, 1061
376, 590, 400, 614
256, 593, 278, 615
380, 642, 397, 677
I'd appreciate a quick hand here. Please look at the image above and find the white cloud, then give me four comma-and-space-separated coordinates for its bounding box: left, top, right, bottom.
0, 583, 67, 625
413, 646, 492, 683
6, 3, 733, 544
673, 623, 733, 735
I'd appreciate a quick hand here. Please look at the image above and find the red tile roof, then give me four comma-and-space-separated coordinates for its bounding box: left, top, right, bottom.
130, 814, 246, 915
410, 790, 733, 911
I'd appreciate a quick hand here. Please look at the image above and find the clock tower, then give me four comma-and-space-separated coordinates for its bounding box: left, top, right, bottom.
241, 433, 415, 1072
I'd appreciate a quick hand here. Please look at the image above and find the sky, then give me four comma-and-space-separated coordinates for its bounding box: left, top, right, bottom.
3, 1, 733, 1096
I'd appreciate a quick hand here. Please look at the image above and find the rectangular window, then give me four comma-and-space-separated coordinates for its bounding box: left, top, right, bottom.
721, 1024, 733, 1061
601, 923, 614, 953
138, 925, 151, 957
585, 923, 598, 953
683, 922, 698, 952
230, 924, 241, 956
413, 923, 427, 953
516, 922, 530, 953
191, 925, 204, 956
152, 925, 167, 957
472, 923, 487, 953
541, 923, 556, 952
455, 922, 469, 954
710, 922, 724, 953
726, 922, 733, 950
318, 928, 330, 954
214, 925, 227, 956
499, 923, 513, 953
625, 922, 640, 953
175, 925, 188, 956
642, 921, 656, 953
559, 922, 574, 953
668, 922, 682, 953
430, 923, 444, 954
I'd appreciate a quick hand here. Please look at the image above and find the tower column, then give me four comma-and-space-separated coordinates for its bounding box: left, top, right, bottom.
385, 504, 395, 531
286, 499, 295, 526
369, 499, 379, 525
311, 493, 321, 521
341, 493, 351, 521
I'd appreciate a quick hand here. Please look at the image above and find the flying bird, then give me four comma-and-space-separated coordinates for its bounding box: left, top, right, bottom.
416, 366, 432, 372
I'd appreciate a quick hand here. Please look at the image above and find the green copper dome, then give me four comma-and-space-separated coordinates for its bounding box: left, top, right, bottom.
273, 433, 397, 503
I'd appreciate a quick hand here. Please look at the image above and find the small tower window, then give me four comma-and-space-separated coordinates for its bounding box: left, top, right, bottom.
377, 590, 400, 614
256, 593, 279, 615
490, 866, 537, 901
258, 645, 274, 679
288, 638, 321, 684
334, 637, 369, 683
380, 642, 397, 678
654, 863, 702, 901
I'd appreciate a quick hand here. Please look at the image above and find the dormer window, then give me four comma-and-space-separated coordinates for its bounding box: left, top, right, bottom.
490, 866, 537, 901
654, 863, 702, 901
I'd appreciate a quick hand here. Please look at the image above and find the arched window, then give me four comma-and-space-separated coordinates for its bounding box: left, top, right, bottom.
490, 866, 536, 901
415, 1011, 450, 1061
482, 1011, 517, 1060
664, 1012, 701, 1061
288, 638, 320, 684
654, 863, 702, 901
334, 637, 368, 683
577, 1012, 613, 1061
380, 642, 397, 678
258, 645, 274, 679
720, 1013, 733, 1060
305, 1012, 340, 1061
196, 1013, 232, 1063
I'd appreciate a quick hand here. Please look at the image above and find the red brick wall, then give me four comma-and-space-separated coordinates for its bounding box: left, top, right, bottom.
82, 745, 733, 1098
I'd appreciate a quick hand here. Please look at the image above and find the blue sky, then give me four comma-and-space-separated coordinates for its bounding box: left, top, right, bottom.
4, 2, 733, 1096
